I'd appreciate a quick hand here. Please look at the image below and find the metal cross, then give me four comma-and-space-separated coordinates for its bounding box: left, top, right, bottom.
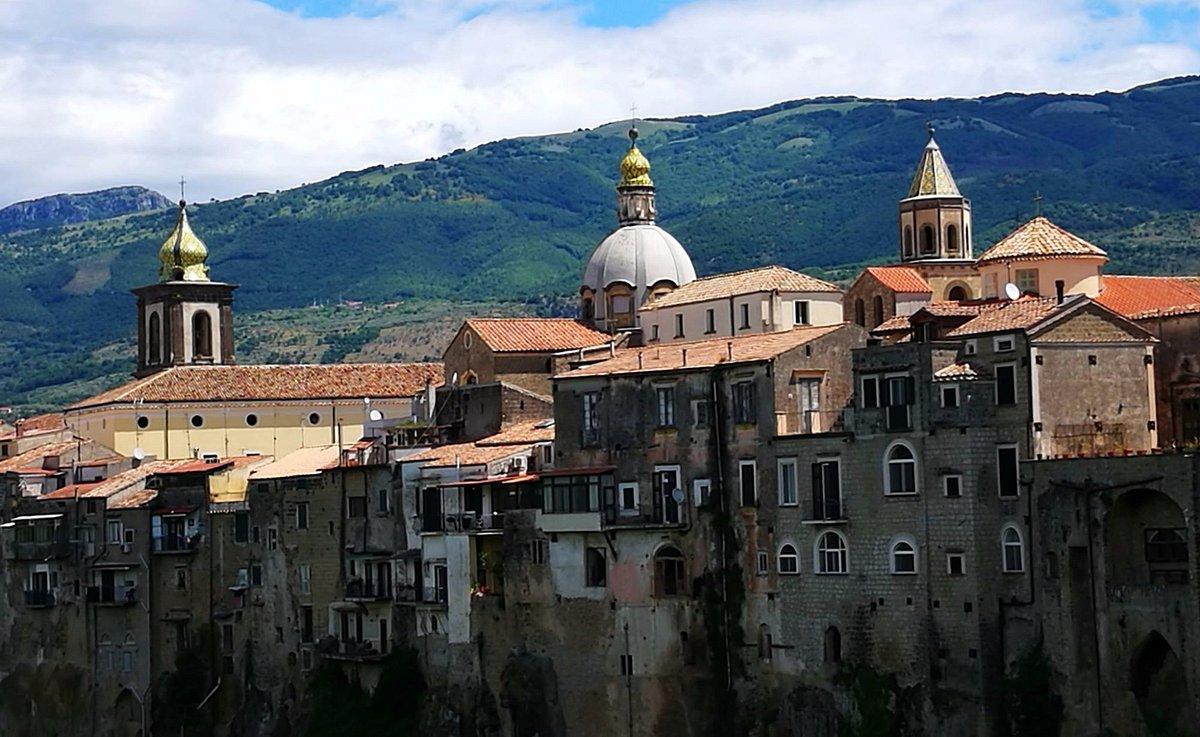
1033, 191, 1043, 217
179, 176, 187, 202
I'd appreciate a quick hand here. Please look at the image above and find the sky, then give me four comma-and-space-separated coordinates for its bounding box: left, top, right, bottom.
0, 0, 1197, 205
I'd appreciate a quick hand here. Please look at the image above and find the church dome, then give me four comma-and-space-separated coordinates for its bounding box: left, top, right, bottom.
158, 201, 210, 282
582, 223, 696, 296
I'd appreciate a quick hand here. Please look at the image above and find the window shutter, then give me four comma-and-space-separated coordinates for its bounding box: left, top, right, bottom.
904, 376, 916, 405
811, 463, 824, 520
825, 463, 841, 519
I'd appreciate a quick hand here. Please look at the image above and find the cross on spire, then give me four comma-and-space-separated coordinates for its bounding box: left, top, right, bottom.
1033, 191, 1044, 217
179, 176, 187, 205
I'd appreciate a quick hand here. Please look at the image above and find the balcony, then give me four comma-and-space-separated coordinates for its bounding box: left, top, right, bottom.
327, 640, 386, 662
345, 579, 392, 601
23, 589, 56, 608
152, 534, 197, 554
87, 585, 138, 606
12, 540, 72, 560
420, 586, 448, 605
394, 584, 419, 603
775, 410, 845, 436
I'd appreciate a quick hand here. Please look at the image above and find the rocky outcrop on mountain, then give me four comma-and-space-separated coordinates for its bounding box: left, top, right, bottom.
0, 185, 171, 234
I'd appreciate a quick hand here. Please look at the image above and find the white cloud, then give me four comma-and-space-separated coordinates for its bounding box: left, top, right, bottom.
0, 0, 1196, 204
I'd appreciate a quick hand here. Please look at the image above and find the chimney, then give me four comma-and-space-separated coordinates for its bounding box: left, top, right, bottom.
1055, 280, 1065, 305
727, 341, 734, 360
638, 352, 644, 369
681, 348, 688, 366
609, 342, 615, 358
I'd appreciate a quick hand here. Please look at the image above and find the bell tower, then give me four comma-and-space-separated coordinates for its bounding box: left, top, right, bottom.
898, 124, 973, 263
132, 200, 236, 377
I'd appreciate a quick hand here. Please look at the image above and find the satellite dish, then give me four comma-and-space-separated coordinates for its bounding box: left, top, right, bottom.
362, 397, 371, 406
1004, 282, 1021, 301
671, 488, 685, 504
132, 447, 145, 461
368, 409, 384, 422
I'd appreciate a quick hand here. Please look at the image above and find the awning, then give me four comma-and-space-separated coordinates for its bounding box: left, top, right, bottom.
538, 466, 615, 478
9, 513, 64, 522
499, 473, 540, 485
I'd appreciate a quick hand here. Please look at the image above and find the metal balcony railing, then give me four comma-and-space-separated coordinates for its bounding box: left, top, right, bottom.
86, 585, 138, 606
23, 589, 56, 607
345, 579, 392, 601
12, 540, 72, 560
152, 534, 196, 553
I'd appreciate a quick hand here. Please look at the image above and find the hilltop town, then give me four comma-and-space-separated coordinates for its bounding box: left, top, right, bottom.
1, 123, 1196, 737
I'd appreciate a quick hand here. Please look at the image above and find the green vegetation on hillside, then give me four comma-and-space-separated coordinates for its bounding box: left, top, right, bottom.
3, 77, 1200, 413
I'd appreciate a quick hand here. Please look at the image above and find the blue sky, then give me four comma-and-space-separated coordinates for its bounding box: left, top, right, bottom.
259, 0, 695, 26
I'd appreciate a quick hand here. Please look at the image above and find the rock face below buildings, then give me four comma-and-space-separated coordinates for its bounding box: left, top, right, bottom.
0, 185, 171, 234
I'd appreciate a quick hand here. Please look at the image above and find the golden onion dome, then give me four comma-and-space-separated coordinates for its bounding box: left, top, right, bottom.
158, 201, 210, 282
618, 127, 653, 188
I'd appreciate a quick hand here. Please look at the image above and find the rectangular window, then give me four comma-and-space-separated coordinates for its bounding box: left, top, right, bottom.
581, 392, 601, 444
886, 375, 914, 431
943, 475, 963, 498
777, 458, 798, 506
692, 399, 710, 427
222, 623, 234, 652
756, 550, 768, 576
651, 324, 660, 341
941, 385, 959, 408
618, 483, 639, 516
811, 459, 841, 520
692, 479, 711, 507
301, 605, 314, 643
997, 445, 1020, 498
964, 340, 977, 356
233, 512, 249, 543
739, 303, 751, 329
377, 488, 389, 514
620, 653, 634, 676
995, 364, 1017, 406
295, 502, 309, 530
705, 308, 716, 334
1015, 269, 1038, 295
347, 496, 367, 519
250, 565, 263, 587
267, 528, 277, 551
733, 381, 757, 424
585, 548, 607, 588
861, 376, 879, 409
175, 566, 187, 590
656, 386, 676, 427
299, 564, 312, 594
993, 335, 1015, 353
739, 460, 757, 507
795, 300, 810, 325
674, 314, 685, 338
107, 520, 122, 544
530, 539, 548, 565
947, 553, 966, 576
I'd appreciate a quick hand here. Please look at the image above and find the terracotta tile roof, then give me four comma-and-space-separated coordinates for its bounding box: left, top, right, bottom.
920, 301, 989, 318
863, 266, 932, 294
68, 363, 443, 410
871, 315, 913, 334
0, 413, 67, 441
976, 217, 1108, 265
464, 318, 612, 353
945, 296, 1064, 337
109, 489, 158, 510
39, 460, 193, 501
250, 446, 339, 480
557, 324, 846, 378
0, 441, 77, 474
1097, 275, 1200, 319
401, 441, 533, 468
476, 419, 556, 446
932, 363, 979, 382
643, 265, 840, 309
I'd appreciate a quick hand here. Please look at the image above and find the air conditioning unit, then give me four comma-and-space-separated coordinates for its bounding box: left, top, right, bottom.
202, 453, 220, 463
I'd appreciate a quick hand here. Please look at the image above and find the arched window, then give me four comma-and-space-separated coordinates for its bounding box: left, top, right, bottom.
778, 543, 799, 575
654, 546, 688, 597
946, 224, 959, 253
872, 296, 884, 327
891, 537, 918, 574
148, 312, 162, 364
920, 225, 935, 254
903, 226, 913, 257
947, 285, 968, 302
854, 299, 865, 327
823, 626, 841, 663
885, 442, 918, 495
192, 311, 213, 360
964, 224, 970, 251
582, 296, 594, 320
1002, 526, 1024, 573
815, 531, 848, 574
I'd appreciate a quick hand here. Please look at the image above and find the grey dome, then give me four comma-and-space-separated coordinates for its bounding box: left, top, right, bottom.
582, 224, 697, 306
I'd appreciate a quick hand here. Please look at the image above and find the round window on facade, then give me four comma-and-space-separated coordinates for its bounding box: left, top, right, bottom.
245, 413, 259, 427
136, 415, 150, 430
190, 415, 204, 428
308, 412, 321, 426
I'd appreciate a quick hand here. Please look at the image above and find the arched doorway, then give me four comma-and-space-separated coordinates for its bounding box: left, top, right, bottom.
1130, 631, 1191, 729
1105, 489, 1188, 586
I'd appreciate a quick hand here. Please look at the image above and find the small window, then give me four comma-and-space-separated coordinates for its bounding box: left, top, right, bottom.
854, 299, 865, 327
891, 539, 917, 574
1002, 526, 1025, 573
136, 415, 150, 430
964, 340, 977, 356
651, 324, 660, 341
873, 296, 884, 327
618, 482, 639, 516
377, 488, 389, 514
530, 539, 548, 565
233, 512, 249, 543
295, 502, 309, 531
674, 314, 685, 339
885, 442, 918, 495
656, 386, 676, 427
308, 412, 321, 426
778, 544, 799, 575
692, 479, 711, 507
654, 546, 688, 597
739, 460, 757, 507
692, 399, 710, 427
705, 309, 716, 334
347, 496, 367, 518
245, 413, 259, 427
815, 531, 848, 574
1015, 269, 1038, 295
997, 445, 1020, 498
756, 550, 768, 575
585, 547, 607, 588
777, 458, 798, 506
795, 301, 810, 325
947, 553, 966, 576
190, 414, 204, 428
861, 376, 879, 409
267, 528, 277, 550
995, 364, 1017, 406
581, 392, 601, 444
251, 565, 263, 586
732, 381, 756, 424
739, 303, 751, 329
943, 475, 963, 499
941, 385, 959, 408
299, 564, 312, 594
993, 336, 1015, 353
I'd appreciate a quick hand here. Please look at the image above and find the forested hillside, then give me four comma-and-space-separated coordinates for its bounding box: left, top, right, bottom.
3, 76, 1200, 412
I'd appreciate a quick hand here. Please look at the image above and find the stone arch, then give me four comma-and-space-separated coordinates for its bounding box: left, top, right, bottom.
148, 312, 162, 365
653, 544, 688, 597
920, 225, 935, 254
945, 281, 972, 301
192, 310, 213, 360
114, 689, 140, 737
1130, 631, 1191, 729
854, 299, 865, 327
946, 224, 959, 254
1105, 489, 1187, 586
872, 296, 884, 328
824, 625, 841, 663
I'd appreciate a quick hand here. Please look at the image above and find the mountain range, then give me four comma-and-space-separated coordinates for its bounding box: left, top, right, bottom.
0, 186, 170, 235
3, 75, 1200, 414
